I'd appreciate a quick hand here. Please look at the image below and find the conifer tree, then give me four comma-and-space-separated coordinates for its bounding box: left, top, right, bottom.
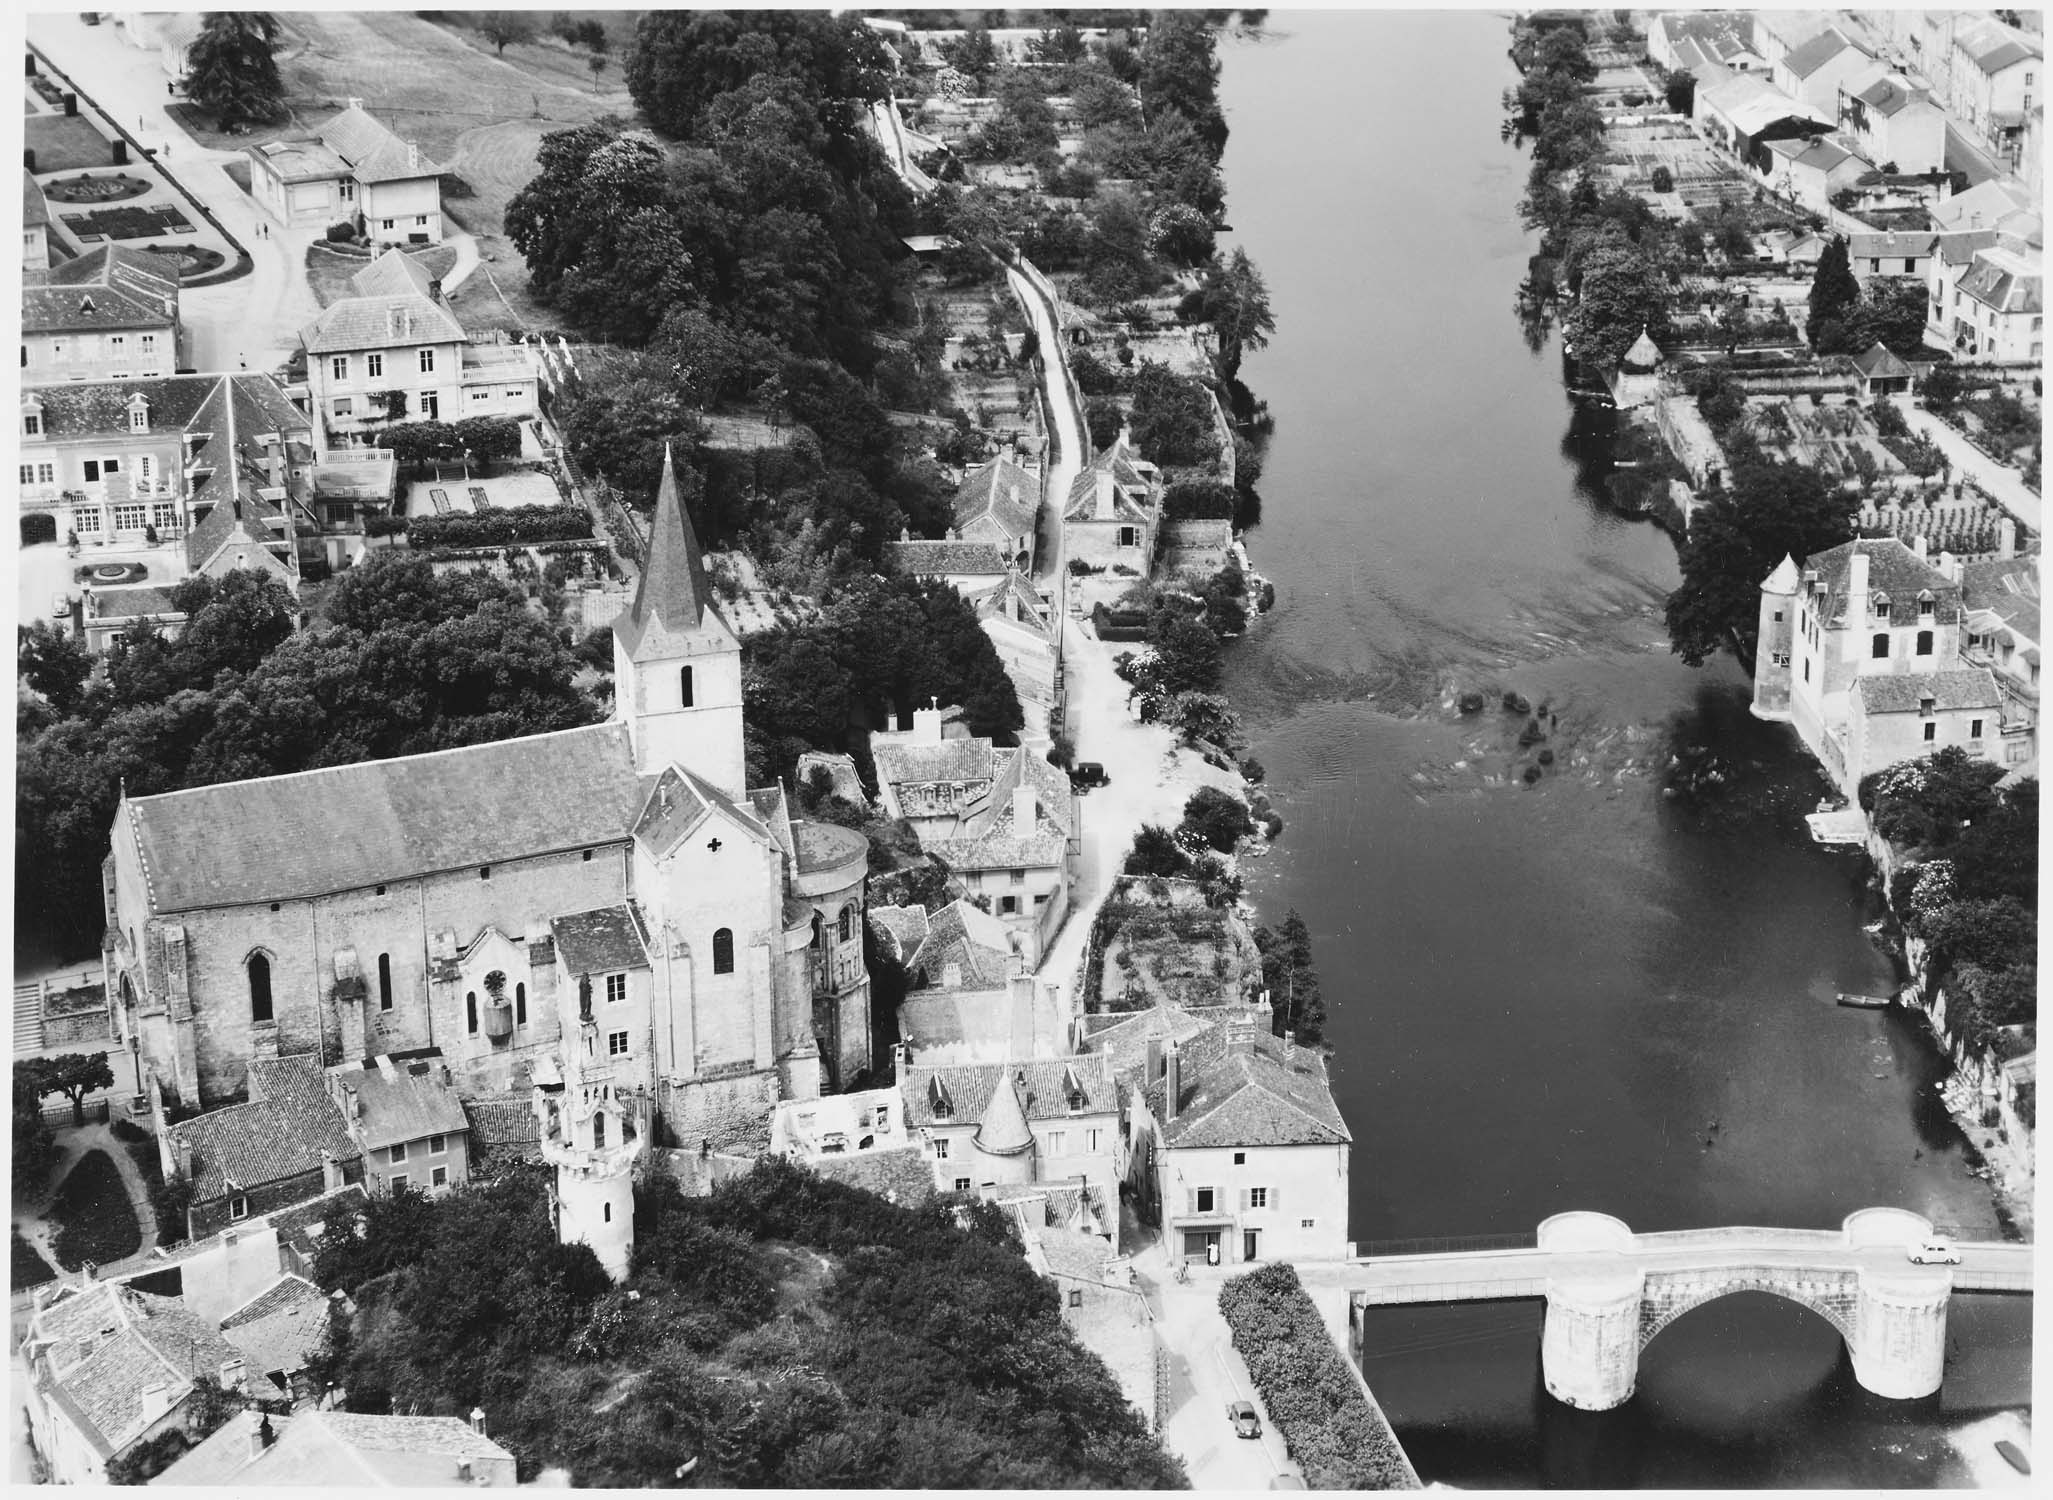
1806, 235, 1861, 349
184, 12, 287, 130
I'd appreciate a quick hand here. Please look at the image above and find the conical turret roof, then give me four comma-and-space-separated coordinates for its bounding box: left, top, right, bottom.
1622, 326, 1663, 371
1762, 554, 1801, 595
615, 443, 718, 659
973, 1072, 1035, 1157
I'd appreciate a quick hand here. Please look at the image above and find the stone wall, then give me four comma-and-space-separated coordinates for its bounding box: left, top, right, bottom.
657, 1068, 780, 1156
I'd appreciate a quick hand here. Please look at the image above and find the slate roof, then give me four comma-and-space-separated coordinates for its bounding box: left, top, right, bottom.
1799, 538, 1961, 628
185, 490, 291, 577
1936, 228, 2004, 267
886, 539, 1011, 577
615, 445, 729, 662
300, 251, 466, 354
220, 1274, 328, 1379
1763, 135, 1859, 173
1961, 555, 2042, 645
316, 104, 442, 183
23, 372, 300, 441
551, 905, 652, 976
1851, 341, 1913, 378
1954, 19, 2041, 76
1852, 668, 2001, 713
87, 585, 180, 621
26, 1282, 238, 1460
1704, 73, 1832, 136
1783, 28, 1866, 79
1931, 179, 2035, 234
338, 1057, 469, 1151
1849, 71, 1931, 118
24, 169, 49, 229
1144, 1024, 1351, 1150
952, 458, 1039, 544
22, 245, 179, 334
973, 1068, 1036, 1154
168, 1054, 359, 1201
1848, 231, 1938, 260
123, 723, 644, 912
632, 761, 776, 861
904, 1054, 1118, 1130
1956, 250, 2043, 315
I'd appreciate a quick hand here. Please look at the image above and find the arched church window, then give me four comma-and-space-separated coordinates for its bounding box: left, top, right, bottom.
248, 953, 273, 1023
680, 666, 694, 707
516, 982, 527, 1026
466, 991, 478, 1034
810, 913, 824, 949
593, 1112, 607, 1149
712, 928, 735, 974
838, 906, 854, 943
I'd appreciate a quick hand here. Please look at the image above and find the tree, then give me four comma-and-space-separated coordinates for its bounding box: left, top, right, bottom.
377, 420, 461, 469
1180, 785, 1253, 852
626, 10, 888, 148
939, 22, 999, 87
1128, 361, 1218, 467
18, 622, 92, 717
1806, 236, 1862, 349
1124, 824, 1193, 878
169, 569, 298, 688
13, 1063, 57, 1193
1565, 236, 1670, 368
476, 12, 534, 54
1177, 248, 1276, 381
183, 12, 287, 131
29, 1052, 116, 1128
1138, 12, 1226, 156
1664, 458, 1857, 666
1255, 910, 1326, 1044
1663, 69, 1697, 116
452, 415, 522, 465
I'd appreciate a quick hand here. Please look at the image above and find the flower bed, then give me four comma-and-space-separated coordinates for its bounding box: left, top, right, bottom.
1218, 1261, 1419, 1490
42, 172, 152, 204
142, 242, 226, 278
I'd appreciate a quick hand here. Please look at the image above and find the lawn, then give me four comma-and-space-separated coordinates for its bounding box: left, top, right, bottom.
426, 12, 644, 99
306, 241, 458, 308
48, 1149, 142, 1271
11, 1230, 58, 1289
26, 113, 118, 174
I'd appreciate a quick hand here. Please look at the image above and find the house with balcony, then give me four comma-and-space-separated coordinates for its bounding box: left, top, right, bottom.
298, 249, 536, 448
1949, 18, 2043, 163
248, 100, 445, 245
23, 170, 50, 271
1834, 64, 1948, 174
871, 706, 1076, 968
1063, 433, 1162, 576
1960, 542, 2041, 777
19, 372, 310, 552
1751, 537, 2010, 798
326, 1051, 471, 1197
19, 1279, 242, 1486
1125, 1017, 1351, 1267
22, 245, 183, 386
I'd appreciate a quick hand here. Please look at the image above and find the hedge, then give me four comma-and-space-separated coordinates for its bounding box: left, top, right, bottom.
407, 504, 594, 549
21, 513, 58, 547
1218, 1262, 1419, 1490
1163, 479, 1237, 521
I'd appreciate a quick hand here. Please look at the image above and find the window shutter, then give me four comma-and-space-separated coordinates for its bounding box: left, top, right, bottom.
1270, 1186, 1281, 1212
1185, 1188, 1195, 1215
1238, 1188, 1249, 1211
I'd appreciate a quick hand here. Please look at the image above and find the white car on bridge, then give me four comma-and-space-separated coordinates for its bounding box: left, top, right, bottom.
1906, 1240, 1962, 1266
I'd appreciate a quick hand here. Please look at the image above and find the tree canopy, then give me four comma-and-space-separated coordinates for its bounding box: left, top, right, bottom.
1178, 248, 1275, 381
184, 12, 287, 130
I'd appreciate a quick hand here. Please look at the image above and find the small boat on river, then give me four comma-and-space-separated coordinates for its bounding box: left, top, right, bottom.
1995, 1439, 2030, 1475
1835, 993, 1893, 1009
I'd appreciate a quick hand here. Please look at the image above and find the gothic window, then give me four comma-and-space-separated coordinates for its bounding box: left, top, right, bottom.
712, 928, 735, 974
515, 982, 527, 1026
593, 1112, 607, 1149
679, 666, 693, 707
248, 953, 273, 1023
467, 991, 478, 1034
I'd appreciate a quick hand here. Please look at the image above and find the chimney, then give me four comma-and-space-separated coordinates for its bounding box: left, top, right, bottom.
1012, 783, 1036, 841
911, 706, 943, 744
1913, 535, 1929, 560
1008, 972, 1036, 1059
138, 1384, 173, 1426
428, 277, 443, 303
347, 96, 364, 111
1999, 517, 2016, 559
1144, 1037, 1162, 1090
320, 1148, 343, 1193
457, 1458, 474, 1483
1095, 471, 1116, 520
344, 1082, 361, 1119
1164, 1041, 1181, 1123
375, 1053, 397, 1080
470, 1407, 487, 1436
407, 141, 420, 172
1940, 551, 1963, 584
1846, 547, 1869, 637
891, 1041, 909, 1082
219, 1357, 246, 1392
250, 1413, 276, 1460
1284, 1029, 1296, 1062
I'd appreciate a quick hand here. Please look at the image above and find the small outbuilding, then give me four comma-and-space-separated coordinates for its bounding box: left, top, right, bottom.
1850, 340, 1915, 397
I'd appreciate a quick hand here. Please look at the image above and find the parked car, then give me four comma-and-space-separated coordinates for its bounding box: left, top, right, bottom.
1069, 761, 1110, 792
1227, 1400, 1261, 1439
1906, 1240, 1961, 1265
52, 593, 70, 618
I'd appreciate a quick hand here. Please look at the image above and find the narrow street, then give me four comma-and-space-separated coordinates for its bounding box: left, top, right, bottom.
1890, 394, 2042, 531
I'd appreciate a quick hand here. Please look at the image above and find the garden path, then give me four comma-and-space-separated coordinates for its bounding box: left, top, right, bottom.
11, 1123, 157, 1278
1890, 395, 2041, 531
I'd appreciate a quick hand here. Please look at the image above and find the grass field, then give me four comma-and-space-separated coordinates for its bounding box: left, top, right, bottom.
426, 11, 646, 97
26, 112, 117, 174
49, 1149, 142, 1271
305, 240, 458, 307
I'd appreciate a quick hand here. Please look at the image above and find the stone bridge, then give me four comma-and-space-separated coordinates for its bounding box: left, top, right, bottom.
1348, 1210, 2033, 1411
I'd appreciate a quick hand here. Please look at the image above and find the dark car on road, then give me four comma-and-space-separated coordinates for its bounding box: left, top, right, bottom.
1227, 1400, 1261, 1439
1069, 761, 1109, 792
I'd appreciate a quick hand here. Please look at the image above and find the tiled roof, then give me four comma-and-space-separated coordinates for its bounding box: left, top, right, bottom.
1847, 231, 1937, 259
152, 1411, 295, 1487
1145, 1023, 1351, 1149
1956, 251, 2043, 315
793, 819, 867, 876
1955, 19, 2041, 75
632, 762, 776, 862
972, 571, 1058, 641
462, 1096, 542, 1163
124, 722, 641, 911
157, 1410, 515, 1488
1852, 668, 2001, 713
905, 898, 1016, 988
1081, 1002, 1259, 1084
337, 1057, 469, 1151
23, 245, 179, 334
25, 372, 258, 440
866, 903, 930, 964
806, 1144, 936, 1204
185, 490, 289, 576
265, 1184, 366, 1259
1961, 555, 2041, 646
903, 1054, 1117, 1129
316, 104, 442, 183
300, 270, 465, 354
1783, 28, 1865, 79
952, 458, 1039, 544
885, 539, 1010, 576
973, 1068, 1035, 1154
1931, 179, 2034, 234
87, 585, 180, 621
168, 1054, 358, 1201
873, 735, 996, 789
220, 1274, 328, 1379
1800, 538, 1960, 629
1851, 341, 1912, 378
1850, 72, 1928, 118
28, 1282, 238, 1459
551, 905, 652, 976
1936, 228, 2004, 267
1064, 439, 1157, 523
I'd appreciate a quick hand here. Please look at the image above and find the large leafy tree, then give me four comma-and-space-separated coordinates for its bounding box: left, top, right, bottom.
1565, 235, 1670, 368
183, 12, 288, 130
1179, 248, 1276, 382
24, 1053, 116, 1128
1806, 236, 1862, 348
1137, 11, 1226, 156
1664, 457, 1857, 666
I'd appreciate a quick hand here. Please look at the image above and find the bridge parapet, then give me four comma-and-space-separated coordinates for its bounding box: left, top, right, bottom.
1536, 1211, 1633, 1254
1634, 1226, 1844, 1248
1842, 1207, 1933, 1250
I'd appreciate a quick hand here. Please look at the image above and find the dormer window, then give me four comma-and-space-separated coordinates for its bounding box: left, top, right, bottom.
77, 295, 96, 317
1919, 695, 1937, 717
1871, 595, 1890, 622
127, 400, 149, 433
1917, 591, 1935, 618
928, 1074, 953, 1120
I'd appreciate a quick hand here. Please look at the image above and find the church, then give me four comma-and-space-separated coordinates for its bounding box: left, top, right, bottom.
102, 450, 872, 1162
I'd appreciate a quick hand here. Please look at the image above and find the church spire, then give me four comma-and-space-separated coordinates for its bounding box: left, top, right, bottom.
621, 443, 713, 647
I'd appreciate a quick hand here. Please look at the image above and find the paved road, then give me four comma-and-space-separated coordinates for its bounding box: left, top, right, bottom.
1890, 395, 2041, 532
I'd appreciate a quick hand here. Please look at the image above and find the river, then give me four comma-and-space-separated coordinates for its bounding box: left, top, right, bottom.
1215, 11, 2032, 1487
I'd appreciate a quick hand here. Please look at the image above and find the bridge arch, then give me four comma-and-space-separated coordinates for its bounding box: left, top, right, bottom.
1638, 1271, 1858, 1349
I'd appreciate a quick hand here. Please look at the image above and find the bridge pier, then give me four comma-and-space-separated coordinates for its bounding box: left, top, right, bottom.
1541, 1268, 1645, 1410
1847, 1270, 1951, 1400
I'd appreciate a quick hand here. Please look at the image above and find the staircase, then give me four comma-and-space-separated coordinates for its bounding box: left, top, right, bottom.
14, 982, 45, 1057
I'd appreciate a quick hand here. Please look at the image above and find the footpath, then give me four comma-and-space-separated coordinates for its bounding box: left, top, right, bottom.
1889, 396, 2041, 533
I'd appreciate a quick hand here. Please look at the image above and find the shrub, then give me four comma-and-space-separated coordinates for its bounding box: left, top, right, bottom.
1650, 165, 1674, 193
1180, 784, 1254, 852
363, 514, 408, 537
325, 221, 356, 244
408, 504, 595, 549
1163, 479, 1237, 521
21, 513, 58, 547
49, 1150, 142, 1270
1219, 1262, 1415, 1489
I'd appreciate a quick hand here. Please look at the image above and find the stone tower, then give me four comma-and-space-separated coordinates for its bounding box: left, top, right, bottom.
613, 444, 746, 797
970, 1069, 1037, 1187
1750, 553, 1800, 722
534, 1058, 644, 1283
